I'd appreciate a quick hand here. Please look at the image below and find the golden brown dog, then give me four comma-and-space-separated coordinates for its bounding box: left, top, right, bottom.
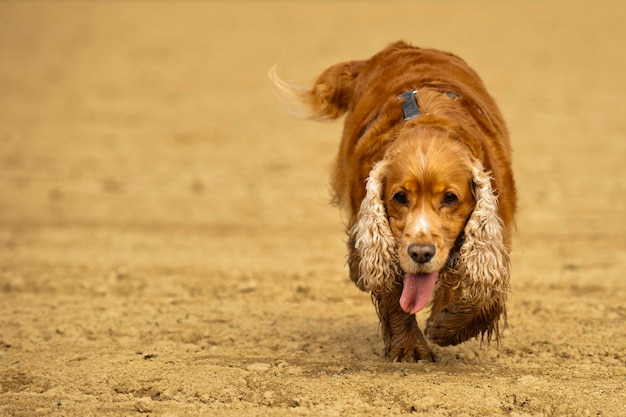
272, 41, 516, 362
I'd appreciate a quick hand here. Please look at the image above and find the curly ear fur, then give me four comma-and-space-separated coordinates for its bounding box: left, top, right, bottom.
269, 60, 364, 121
461, 163, 510, 311
350, 162, 402, 294
455, 162, 510, 342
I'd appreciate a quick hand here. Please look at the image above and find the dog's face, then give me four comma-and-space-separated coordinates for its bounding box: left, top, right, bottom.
351, 127, 509, 314
382, 131, 476, 276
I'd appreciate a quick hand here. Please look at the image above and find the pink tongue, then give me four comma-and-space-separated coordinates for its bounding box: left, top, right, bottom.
400, 272, 439, 314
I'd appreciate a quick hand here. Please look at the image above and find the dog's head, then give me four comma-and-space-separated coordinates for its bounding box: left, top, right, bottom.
351, 127, 509, 314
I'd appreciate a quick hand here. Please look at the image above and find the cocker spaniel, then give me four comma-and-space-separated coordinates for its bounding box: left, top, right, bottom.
272, 41, 517, 362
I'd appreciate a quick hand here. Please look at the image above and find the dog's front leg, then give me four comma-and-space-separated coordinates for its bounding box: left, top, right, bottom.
426, 297, 505, 346
348, 227, 435, 361
372, 284, 436, 362
424, 268, 506, 346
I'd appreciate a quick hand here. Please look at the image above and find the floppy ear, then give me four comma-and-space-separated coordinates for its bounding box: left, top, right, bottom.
350, 161, 402, 294
457, 160, 511, 339
269, 60, 364, 121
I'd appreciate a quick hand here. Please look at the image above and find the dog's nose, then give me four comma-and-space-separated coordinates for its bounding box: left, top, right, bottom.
408, 243, 436, 264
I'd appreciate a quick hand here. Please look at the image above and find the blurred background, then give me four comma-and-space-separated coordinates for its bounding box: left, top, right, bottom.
0, 1, 624, 275
0, 2, 624, 414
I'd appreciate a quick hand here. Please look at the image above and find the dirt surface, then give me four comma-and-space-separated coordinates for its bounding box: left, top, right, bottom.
1, 1, 625, 416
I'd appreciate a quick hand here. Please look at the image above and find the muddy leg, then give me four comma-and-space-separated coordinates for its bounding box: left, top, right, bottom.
426, 276, 505, 346
372, 284, 435, 362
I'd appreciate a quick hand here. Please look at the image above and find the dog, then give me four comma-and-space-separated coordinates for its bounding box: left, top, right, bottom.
271, 41, 516, 362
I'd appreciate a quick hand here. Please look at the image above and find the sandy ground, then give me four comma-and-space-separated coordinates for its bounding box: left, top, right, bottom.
1, 1, 625, 416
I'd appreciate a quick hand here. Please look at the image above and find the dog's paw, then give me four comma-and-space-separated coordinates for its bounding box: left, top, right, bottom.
388, 344, 436, 363
425, 304, 489, 346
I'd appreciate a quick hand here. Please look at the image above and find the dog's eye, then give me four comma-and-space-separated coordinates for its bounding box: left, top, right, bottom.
393, 192, 409, 205
442, 192, 458, 206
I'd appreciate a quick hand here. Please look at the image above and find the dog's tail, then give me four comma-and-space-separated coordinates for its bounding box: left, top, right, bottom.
269, 60, 364, 121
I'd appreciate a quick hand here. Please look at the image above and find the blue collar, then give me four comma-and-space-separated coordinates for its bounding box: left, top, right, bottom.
399, 90, 420, 120
399, 89, 461, 121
